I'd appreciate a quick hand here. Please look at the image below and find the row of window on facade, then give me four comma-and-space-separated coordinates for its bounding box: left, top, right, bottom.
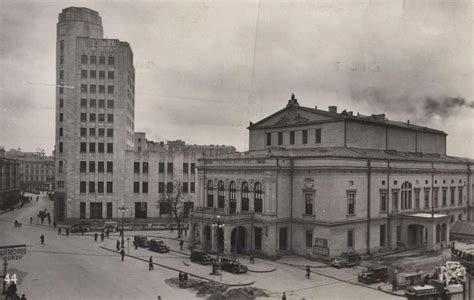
79, 161, 114, 174
80, 54, 115, 66
133, 181, 196, 194
80, 127, 114, 138
206, 180, 264, 214
79, 142, 114, 153
79, 84, 114, 94
133, 162, 196, 174
266, 129, 322, 147
79, 181, 114, 194
78, 201, 194, 220
80, 98, 114, 109
383, 178, 464, 186
80, 69, 114, 80
79, 112, 114, 123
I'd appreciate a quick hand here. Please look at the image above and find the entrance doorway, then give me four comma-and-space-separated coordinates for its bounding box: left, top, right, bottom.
254, 227, 262, 251
216, 227, 224, 253
203, 225, 212, 251
231, 226, 246, 253
279, 227, 288, 251
407, 224, 426, 247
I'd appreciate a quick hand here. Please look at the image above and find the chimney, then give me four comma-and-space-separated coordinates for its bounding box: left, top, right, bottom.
328, 106, 337, 113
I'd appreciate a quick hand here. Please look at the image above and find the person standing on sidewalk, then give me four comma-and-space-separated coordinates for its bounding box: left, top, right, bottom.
30, 217, 33, 224
100, 232, 105, 242
40, 234, 45, 245
120, 249, 125, 261
94, 232, 98, 242
58, 228, 61, 235
116, 240, 120, 251
305, 265, 311, 279
149, 256, 154, 270
179, 240, 184, 251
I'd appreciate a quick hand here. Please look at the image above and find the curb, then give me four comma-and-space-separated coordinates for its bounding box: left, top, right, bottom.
247, 267, 277, 273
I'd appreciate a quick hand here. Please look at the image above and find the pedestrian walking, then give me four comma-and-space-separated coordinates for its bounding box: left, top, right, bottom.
47, 213, 51, 226
249, 253, 255, 264
179, 239, 184, 251
183, 273, 188, 286
305, 265, 310, 279
178, 272, 183, 287
20, 294, 27, 300
281, 292, 286, 300
100, 232, 105, 242
66, 228, 69, 236
36, 196, 39, 202
58, 228, 61, 235
53, 221, 57, 228
94, 232, 98, 242
30, 217, 33, 224
120, 249, 125, 261
184, 228, 188, 236
40, 234, 45, 245
134, 240, 138, 250
116, 240, 120, 251
149, 256, 154, 270
106, 229, 109, 238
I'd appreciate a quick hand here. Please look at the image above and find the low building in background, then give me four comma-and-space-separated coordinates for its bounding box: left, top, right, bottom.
7, 149, 55, 192
189, 95, 474, 259
0, 147, 21, 210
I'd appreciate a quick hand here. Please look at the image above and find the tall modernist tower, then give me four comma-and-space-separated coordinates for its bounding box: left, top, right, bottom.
55, 7, 135, 222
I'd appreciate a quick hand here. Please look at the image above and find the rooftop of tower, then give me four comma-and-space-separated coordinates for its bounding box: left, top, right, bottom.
58, 7, 102, 25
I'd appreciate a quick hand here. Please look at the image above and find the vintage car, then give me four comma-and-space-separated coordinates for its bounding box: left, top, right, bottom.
133, 235, 149, 248
331, 251, 361, 268
405, 284, 441, 299
220, 257, 248, 274
70, 223, 90, 233
357, 265, 389, 284
148, 239, 169, 253
190, 249, 214, 265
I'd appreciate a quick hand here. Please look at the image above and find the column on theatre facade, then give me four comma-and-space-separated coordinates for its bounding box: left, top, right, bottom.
236, 180, 242, 213
224, 179, 230, 214
223, 225, 232, 255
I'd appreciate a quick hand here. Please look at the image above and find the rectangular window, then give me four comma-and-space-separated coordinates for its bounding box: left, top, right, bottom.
108, 71, 114, 79
89, 181, 95, 193
302, 130, 308, 144
191, 163, 196, 174
107, 100, 114, 108
380, 191, 387, 212
89, 161, 95, 173
266, 133, 272, 146
81, 70, 87, 79
107, 86, 114, 94
347, 229, 354, 248
90, 202, 103, 219
315, 128, 322, 144
433, 188, 439, 207
424, 188, 430, 208
89, 113, 96, 122
90, 99, 96, 107
108, 56, 115, 66
97, 181, 104, 193
290, 131, 295, 145
80, 142, 87, 153
81, 84, 87, 93
59, 86, 64, 94
80, 113, 87, 122
98, 161, 104, 173
99, 56, 105, 65
99, 85, 105, 93
98, 128, 105, 137
90, 85, 96, 93
392, 190, 399, 211
107, 114, 113, 123
98, 143, 104, 153
107, 143, 113, 153
159, 202, 171, 215
60, 113, 64, 122
278, 132, 283, 145
458, 187, 463, 205
98, 99, 105, 108
59, 55, 64, 64
134, 162, 140, 173
306, 231, 313, 248
183, 163, 188, 174
133, 182, 140, 193
442, 188, 447, 206
107, 162, 113, 173
347, 192, 355, 215
89, 142, 95, 153
380, 224, 386, 247
59, 70, 64, 79
159, 162, 165, 173
106, 181, 113, 193
450, 188, 455, 206
98, 114, 105, 122
167, 182, 173, 193
107, 128, 113, 137
106, 202, 112, 219
90, 70, 96, 79
143, 162, 149, 173
59, 98, 63, 108
167, 162, 173, 173
158, 182, 165, 193
89, 128, 96, 137
80, 202, 86, 219
142, 182, 148, 193
80, 161, 86, 173
81, 55, 88, 64
304, 193, 313, 215
135, 202, 147, 219
183, 182, 189, 193
414, 189, 420, 209
90, 55, 97, 64
59, 142, 63, 153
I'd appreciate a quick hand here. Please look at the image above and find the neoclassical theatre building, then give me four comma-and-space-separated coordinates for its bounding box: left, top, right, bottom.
189, 95, 473, 258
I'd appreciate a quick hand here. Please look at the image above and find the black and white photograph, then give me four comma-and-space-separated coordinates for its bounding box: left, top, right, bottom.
0, 0, 473, 299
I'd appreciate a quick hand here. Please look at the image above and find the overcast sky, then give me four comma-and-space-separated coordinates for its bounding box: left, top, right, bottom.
0, 0, 472, 157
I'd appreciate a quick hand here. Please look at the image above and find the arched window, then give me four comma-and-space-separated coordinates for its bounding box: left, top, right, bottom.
254, 182, 263, 213
217, 181, 225, 209
229, 181, 236, 214
241, 182, 249, 212
401, 181, 412, 210
207, 180, 214, 207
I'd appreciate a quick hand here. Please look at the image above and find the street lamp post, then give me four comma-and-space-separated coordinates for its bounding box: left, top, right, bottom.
212, 215, 225, 262
118, 203, 128, 251
2, 257, 7, 295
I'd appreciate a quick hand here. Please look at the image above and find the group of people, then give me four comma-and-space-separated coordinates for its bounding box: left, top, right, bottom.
5, 282, 27, 300
178, 271, 188, 287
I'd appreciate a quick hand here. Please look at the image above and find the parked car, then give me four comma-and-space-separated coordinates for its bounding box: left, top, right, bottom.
70, 223, 90, 233
148, 239, 169, 253
134, 235, 149, 248
358, 265, 389, 284
331, 252, 361, 268
220, 257, 248, 274
190, 249, 214, 265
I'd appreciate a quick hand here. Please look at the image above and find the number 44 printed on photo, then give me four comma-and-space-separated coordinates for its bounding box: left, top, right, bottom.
4, 273, 17, 284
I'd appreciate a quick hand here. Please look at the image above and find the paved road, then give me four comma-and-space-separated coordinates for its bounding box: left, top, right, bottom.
0, 194, 400, 299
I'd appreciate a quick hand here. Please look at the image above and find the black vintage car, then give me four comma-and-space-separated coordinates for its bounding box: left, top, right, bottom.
134, 235, 149, 248
220, 257, 248, 274
148, 239, 169, 253
190, 249, 213, 265
358, 265, 389, 284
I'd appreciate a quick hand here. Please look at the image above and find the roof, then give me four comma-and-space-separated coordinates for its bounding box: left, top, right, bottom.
407, 213, 447, 219
248, 96, 447, 135
450, 221, 474, 236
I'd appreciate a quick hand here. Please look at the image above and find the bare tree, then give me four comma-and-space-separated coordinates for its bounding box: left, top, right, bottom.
160, 181, 185, 238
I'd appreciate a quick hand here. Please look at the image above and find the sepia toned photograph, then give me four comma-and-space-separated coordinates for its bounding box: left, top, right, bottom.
0, 0, 472, 299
